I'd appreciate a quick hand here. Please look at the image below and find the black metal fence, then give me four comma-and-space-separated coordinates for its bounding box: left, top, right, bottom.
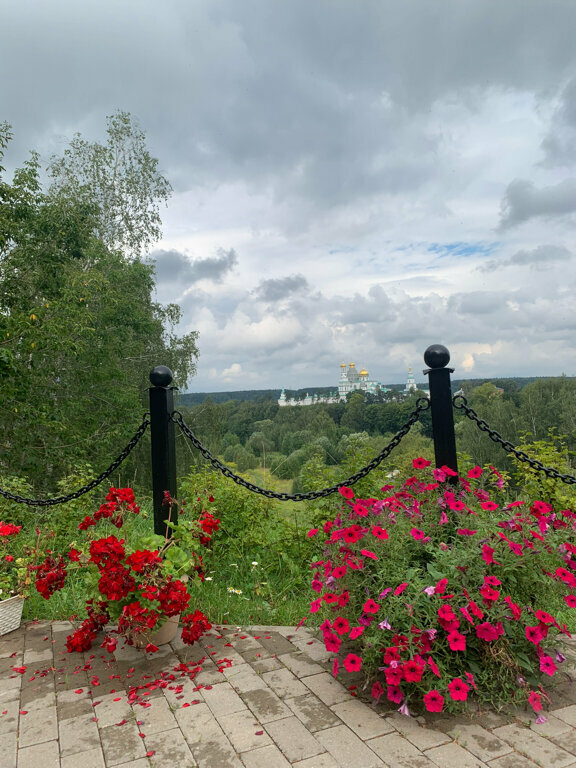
2, 343, 576, 537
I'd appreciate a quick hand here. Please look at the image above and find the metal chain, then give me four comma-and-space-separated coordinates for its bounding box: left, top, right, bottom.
0, 416, 150, 506
453, 395, 576, 485
171, 398, 430, 501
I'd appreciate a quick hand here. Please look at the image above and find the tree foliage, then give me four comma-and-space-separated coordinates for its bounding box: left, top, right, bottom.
0, 120, 197, 492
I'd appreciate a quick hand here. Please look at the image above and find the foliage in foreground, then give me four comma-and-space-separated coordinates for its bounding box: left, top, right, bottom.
306, 459, 576, 715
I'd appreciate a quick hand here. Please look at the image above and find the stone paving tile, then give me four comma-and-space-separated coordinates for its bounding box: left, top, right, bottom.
23, 647, 54, 665
367, 732, 438, 768
0, 698, 18, 736
330, 699, 395, 739
316, 723, 386, 768
425, 741, 491, 767
261, 667, 309, 699
488, 754, 543, 768
92, 691, 134, 728
278, 651, 326, 678
16, 738, 60, 768
493, 722, 575, 767
285, 693, 342, 733
133, 694, 177, 735
301, 672, 351, 706
20, 683, 56, 710
100, 720, 147, 766
217, 708, 273, 753
249, 656, 284, 673
291, 638, 331, 662
0, 731, 17, 768
555, 705, 576, 727
551, 729, 576, 757
441, 720, 513, 762
253, 631, 299, 656
530, 713, 574, 738
241, 688, 292, 723
202, 681, 249, 716
176, 701, 243, 768
386, 712, 452, 750
141, 726, 196, 766
292, 754, 340, 768
241, 743, 292, 768
264, 715, 326, 762
59, 712, 102, 756
19, 703, 58, 747
61, 747, 106, 768
223, 663, 269, 693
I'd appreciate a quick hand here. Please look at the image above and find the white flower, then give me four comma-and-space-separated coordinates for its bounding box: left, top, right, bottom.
204, 577, 213, 581
227, 587, 243, 595
251, 561, 258, 566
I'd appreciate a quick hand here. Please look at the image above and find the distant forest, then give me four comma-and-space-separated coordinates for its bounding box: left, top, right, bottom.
178, 376, 545, 406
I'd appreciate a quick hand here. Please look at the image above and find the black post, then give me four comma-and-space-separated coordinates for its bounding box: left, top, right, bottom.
423, 344, 458, 479
149, 366, 178, 537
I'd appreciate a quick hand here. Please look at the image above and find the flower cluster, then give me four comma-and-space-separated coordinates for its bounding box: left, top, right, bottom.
37, 488, 217, 653
307, 459, 575, 714
1, 523, 47, 599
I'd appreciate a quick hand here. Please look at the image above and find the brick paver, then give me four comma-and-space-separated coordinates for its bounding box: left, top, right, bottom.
2, 621, 576, 768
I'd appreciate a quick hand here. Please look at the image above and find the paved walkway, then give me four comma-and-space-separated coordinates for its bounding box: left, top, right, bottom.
2, 621, 576, 768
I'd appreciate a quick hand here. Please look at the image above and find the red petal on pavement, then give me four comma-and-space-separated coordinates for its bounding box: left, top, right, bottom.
138, 732, 146, 738
116, 719, 127, 726
182, 703, 190, 708
255, 730, 264, 735
74, 689, 83, 694
19, 711, 28, 715
11, 666, 26, 674
146, 751, 155, 757
113, 697, 122, 702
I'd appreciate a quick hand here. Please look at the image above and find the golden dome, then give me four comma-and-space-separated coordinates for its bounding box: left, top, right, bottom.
359, 369, 369, 376
340, 362, 347, 368
349, 362, 355, 367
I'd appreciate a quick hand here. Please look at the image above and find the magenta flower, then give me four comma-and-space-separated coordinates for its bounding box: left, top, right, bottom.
410, 528, 426, 540
447, 631, 466, 651
539, 655, 557, 676
387, 685, 404, 704
349, 626, 365, 640
363, 598, 381, 614
448, 678, 469, 701
528, 691, 543, 712
423, 690, 444, 713
526, 624, 546, 645
397, 699, 411, 716
343, 653, 362, 672
371, 681, 384, 703
475, 622, 500, 642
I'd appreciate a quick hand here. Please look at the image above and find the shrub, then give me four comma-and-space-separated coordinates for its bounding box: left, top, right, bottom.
307, 459, 576, 715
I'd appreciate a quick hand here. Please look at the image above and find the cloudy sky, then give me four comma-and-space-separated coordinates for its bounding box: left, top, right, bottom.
3, 0, 576, 391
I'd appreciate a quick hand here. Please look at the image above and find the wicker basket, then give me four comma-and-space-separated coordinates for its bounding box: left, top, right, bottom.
0, 595, 25, 636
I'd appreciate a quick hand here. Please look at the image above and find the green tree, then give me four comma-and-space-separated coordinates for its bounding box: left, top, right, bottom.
0, 124, 197, 492
47, 111, 171, 257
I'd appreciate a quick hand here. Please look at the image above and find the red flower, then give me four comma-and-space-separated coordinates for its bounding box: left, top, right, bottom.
125, 549, 162, 574
427, 656, 441, 677
482, 544, 500, 565
448, 678, 469, 701
475, 622, 500, 642
434, 578, 448, 594
343, 654, 362, 672
528, 691, 543, 712
563, 594, 576, 607
402, 659, 424, 683
457, 528, 477, 536
480, 501, 499, 511
332, 617, 350, 636
480, 585, 500, 604
387, 685, 404, 703
447, 631, 466, 651
332, 566, 347, 579
337, 591, 350, 607
423, 690, 444, 713
412, 457, 431, 469
539, 655, 557, 676
410, 528, 426, 540
181, 610, 211, 645
525, 624, 546, 645
383, 646, 400, 664
371, 525, 388, 540
394, 582, 408, 596
323, 593, 338, 604
339, 487, 355, 500
467, 466, 483, 479
363, 598, 381, 614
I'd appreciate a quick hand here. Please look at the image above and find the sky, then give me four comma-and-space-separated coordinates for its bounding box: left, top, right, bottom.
2, 0, 576, 392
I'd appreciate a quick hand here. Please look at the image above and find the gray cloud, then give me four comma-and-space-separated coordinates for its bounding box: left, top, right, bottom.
479, 244, 573, 272
151, 248, 238, 286
542, 77, 576, 167
498, 179, 576, 229
254, 274, 309, 302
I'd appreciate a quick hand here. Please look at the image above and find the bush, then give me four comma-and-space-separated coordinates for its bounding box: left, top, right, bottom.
307, 458, 576, 715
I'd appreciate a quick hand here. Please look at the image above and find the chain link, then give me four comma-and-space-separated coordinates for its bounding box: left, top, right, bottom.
453, 395, 576, 485
0, 416, 150, 506
171, 398, 430, 501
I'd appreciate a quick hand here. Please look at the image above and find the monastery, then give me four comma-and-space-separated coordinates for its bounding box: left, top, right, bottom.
278, 363, 427, 406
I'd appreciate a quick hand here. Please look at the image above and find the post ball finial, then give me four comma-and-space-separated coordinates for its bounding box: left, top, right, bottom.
424, 344, 450, 369
149, 366, 173, 387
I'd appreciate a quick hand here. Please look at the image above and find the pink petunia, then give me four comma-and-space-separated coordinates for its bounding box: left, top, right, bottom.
423, 690, 444, 713
447, 631, 466, 651
464, 671, 477, 690
539, 655, 557, 676
457, 528, 477, 536
410, 528, 426, 540
528, 691, 543, 712
448, 678, 469, 701
343, 653, 362, 673
363, 599, 381, 614
387, 685, 404, 703
526, 624, 547, 645
371, 681, 384, 703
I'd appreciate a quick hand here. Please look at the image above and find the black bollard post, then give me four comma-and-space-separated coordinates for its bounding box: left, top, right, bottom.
149, 366, 178, 537
423, 344, 458, 480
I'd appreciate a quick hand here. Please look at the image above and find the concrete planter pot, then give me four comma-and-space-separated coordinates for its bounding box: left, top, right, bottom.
0, 595, 25, 636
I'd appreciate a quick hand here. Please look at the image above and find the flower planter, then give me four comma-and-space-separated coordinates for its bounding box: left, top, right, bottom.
0, 595, 25, 636
132, 613, 181, 648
